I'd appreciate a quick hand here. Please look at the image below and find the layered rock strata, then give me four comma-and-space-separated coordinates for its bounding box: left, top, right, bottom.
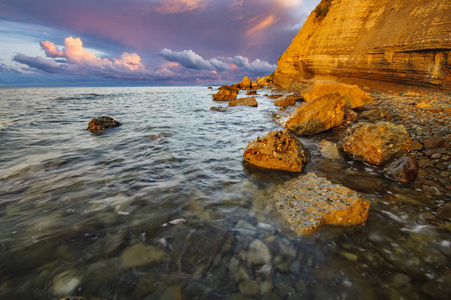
274, 0, 451, 89
271, 173, 370, 235
243, 129, 310, 172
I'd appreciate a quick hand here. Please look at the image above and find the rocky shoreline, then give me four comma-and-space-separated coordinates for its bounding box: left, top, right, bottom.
212, 76, 451, 235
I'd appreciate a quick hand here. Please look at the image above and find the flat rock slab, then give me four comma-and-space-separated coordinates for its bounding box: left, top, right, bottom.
271, 173, 370, 235
229, 97, 258, 107
244, 129, 310, 172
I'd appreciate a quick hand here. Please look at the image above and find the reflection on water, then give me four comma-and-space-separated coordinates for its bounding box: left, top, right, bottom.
0, 87, 449, 299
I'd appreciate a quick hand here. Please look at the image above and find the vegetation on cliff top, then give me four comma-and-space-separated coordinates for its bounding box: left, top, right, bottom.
314, 0, 332, 19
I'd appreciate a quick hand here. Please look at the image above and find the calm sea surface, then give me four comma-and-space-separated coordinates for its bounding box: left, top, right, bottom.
0, 87, 449, 299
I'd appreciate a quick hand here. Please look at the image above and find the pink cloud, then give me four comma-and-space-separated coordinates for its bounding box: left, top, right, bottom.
40, 37, 144, 71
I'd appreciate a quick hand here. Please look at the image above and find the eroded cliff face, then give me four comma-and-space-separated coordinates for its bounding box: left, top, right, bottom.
274, 0, 451, 89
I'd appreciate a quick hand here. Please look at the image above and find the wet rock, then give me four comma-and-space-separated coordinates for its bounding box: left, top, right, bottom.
358, 109, 386, 121
343, 122, 411, 165
286, 93, 346, 135
246, 90, 257, 95
210, 106, 227, 112
207, 86, 212, 89
243, 129, 310, 172
239, 280, 259, 297
268, 94, 283, 99
343, 110, 358, 123
229, 97, 258, 107
238, 76, 252, 89
87, 116, 121, 131
319, 140, 341, 160
212, 85, 238, 101
423, 137, 447, 149
383, 156, 419, 183
52, 271, 81, 296
436, 203, 451, 221
247, 239, 271, 265
301, 81, 374, 109
271, 173, 370, 235
120, 243, 167, 268
274, 95, 302, 107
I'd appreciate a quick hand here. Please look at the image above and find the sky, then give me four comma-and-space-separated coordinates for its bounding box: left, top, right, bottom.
0, 0, 321, 87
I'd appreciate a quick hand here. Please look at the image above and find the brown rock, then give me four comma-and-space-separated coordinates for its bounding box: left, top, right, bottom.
212, 85, 238, 101
383, 156, 419, 183
87, 116, 121, 131
436, 203, 451, 221
243, 129, 310, 172
343, 122, 412, 165
273, 0, 451, 89
423, 137, 446, 148
301, 82, 374, 109
409, 141, 424, 151
210, 106, 227, 112
421, 107, 444, 113
229, 97, 258, 107
271, 173, 370, 235
344, 110, 358, 123
274, 95, 301, 107
267, 94, 283, 99
319, 140, 341, 160
286, 93, 346, 135
239, 76, 252, 89
246, 90, 257, 95
359, 109, 386, 121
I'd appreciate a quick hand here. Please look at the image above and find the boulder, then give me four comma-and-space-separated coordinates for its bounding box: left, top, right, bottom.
343, 122, 412, 165
319, 140, 341, 160
229, 97, 258, 107
239, 76, 252, 89
274, 95, 302, 107
301, 82, 374, 109
243, 129, 310, 172
285, 93, 346, 135
212, 85, 239, 101
87, 116, 121, 131
271, 173, 370, 235
383, 155, 419, 183
246, 90, 257, 95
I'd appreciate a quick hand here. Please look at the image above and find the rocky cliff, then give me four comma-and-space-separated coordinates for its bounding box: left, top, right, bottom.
274, 0, 451, 90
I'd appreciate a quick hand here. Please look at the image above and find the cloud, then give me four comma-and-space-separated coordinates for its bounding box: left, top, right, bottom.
13, 53, 62, 73
156, 0, 207, 14
158, 48, 214, 70
246, 15, 278, 36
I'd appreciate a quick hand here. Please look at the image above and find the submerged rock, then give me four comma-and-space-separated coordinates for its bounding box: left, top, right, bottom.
247, 239, 271, 265
120, 243, 168, 268
87, 116, 121, 131
229, 97, 258, 107
212, 85, 239, 101
319, 140, 341, 160
210, 106, 227, 112
343, 122, 411, 165
52, 271, 81, 296
243, 129, 310, 172
383, 155, 419, 183
301, 82, 374, 109
271, 173, 370, 235
285, 93, 346, 135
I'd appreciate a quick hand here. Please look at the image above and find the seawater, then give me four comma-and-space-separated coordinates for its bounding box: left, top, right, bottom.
0, 87, 449, 299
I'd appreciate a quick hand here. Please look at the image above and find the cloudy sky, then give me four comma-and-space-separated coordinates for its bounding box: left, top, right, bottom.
0, 0, 320, 87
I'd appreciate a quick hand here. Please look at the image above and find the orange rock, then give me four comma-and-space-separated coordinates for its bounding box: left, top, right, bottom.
212, 85, 238, 101
243, 129, 310, 172
229, 97, 258, 107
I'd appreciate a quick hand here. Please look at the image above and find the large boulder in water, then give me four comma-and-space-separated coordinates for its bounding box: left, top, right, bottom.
243, 129, 310, 172
212, 85, 239, 101
238, 76, 252, 89
301, 81, 374, 109
229, 97, 258, 107
383, 155, 419, 183
343, 122, 411, 165
87, 116, 121, 131
271, 173, 370, 235
285, 93, 346, 135
274, 95, 302, 107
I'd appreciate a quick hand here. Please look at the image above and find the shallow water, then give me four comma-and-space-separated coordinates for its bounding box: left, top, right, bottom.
0, 87, 449, 299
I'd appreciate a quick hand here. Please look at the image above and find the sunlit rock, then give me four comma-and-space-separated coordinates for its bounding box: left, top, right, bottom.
87, 116, 121, 131
271, 173, 370, 235
301, 82, 374, 109
285, 93, 346, 135
343, 122, 411, 165
212, 85, 239, 101
243, 129, 310, 172
229, 97, 258, 107
238, 76, 252, 89
274, 95, 302, 107
52, 271, 81, 296
383, 155, 419, 183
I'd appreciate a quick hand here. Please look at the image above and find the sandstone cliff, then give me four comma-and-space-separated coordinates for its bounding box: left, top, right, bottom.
274, 0, 451, 89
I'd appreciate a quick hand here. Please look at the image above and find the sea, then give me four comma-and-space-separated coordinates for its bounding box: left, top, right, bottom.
0, 86, 449, 299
